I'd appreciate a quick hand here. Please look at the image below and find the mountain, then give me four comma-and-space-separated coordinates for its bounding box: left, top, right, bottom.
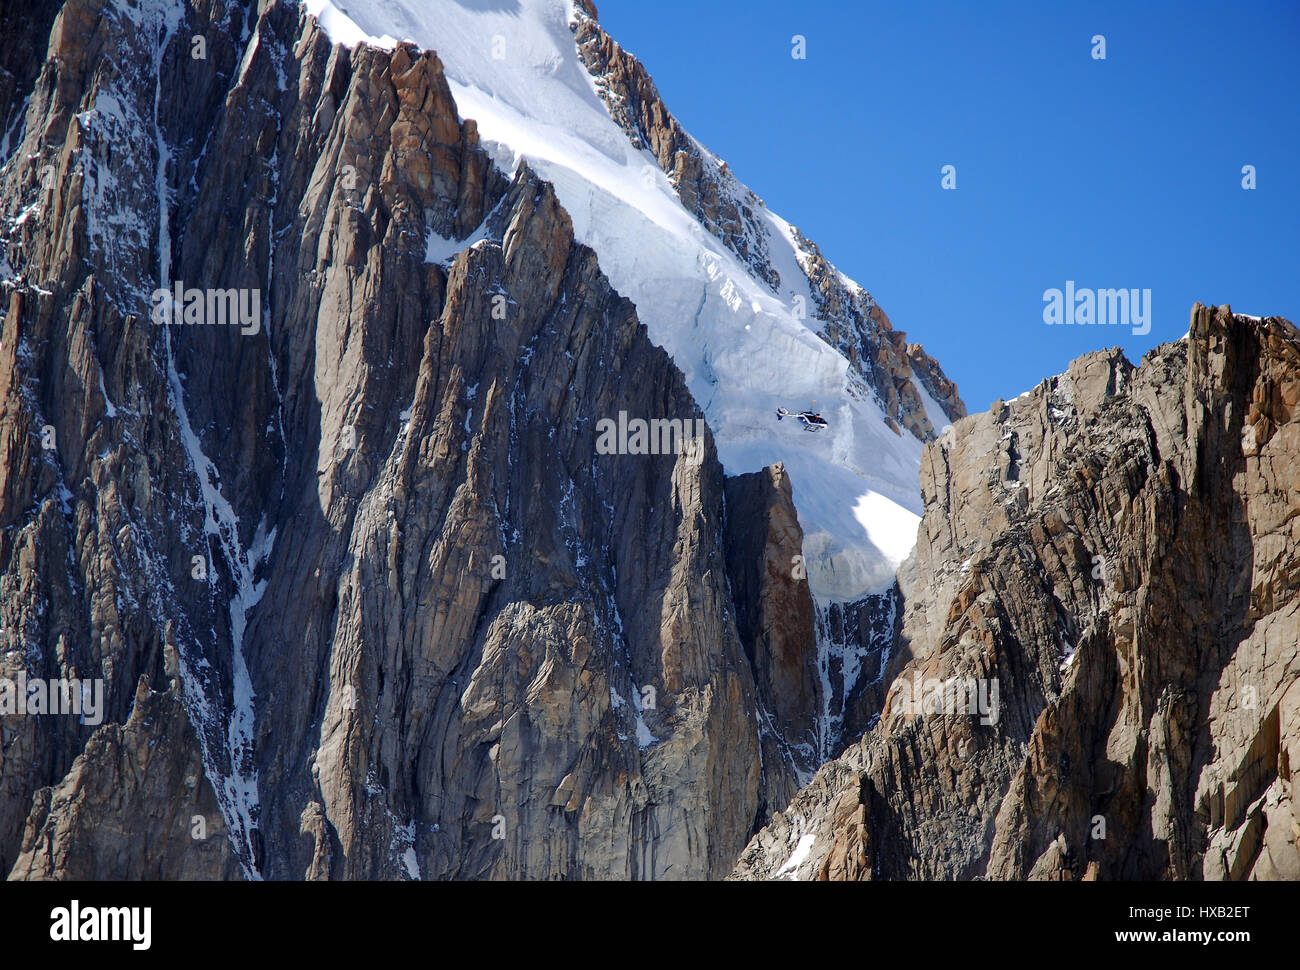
732, 304, 1300, 880
304, 0, 967, 605
0, 0, 962, 879
2, 0, 1294, 885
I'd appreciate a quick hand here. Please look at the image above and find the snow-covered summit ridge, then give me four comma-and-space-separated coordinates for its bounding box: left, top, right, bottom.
298, 0, 962, 602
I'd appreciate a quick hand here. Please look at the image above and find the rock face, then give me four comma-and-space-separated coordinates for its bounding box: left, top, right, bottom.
724, 463, 819, 810
733, 305, 1300, 881
8, 678, 239, 880
0, 0, 819, 880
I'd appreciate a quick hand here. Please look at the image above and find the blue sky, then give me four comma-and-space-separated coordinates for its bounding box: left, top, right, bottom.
598, 0, 1300, 412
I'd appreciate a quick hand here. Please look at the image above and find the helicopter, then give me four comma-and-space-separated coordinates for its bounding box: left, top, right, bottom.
775, 406, 829, 432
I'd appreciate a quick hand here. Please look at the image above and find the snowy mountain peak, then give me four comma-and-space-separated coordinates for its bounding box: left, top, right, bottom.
298, 0, 964, 602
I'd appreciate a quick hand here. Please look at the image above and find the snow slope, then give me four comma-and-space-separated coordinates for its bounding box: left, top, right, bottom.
301, 0, 935, 602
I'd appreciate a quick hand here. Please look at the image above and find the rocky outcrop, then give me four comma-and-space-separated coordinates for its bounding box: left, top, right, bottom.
908, 340, 964, 431
724, 463, 818, 810
8, 676, 239, 880
733, 305, 1300, 881
0, 0, 816, 880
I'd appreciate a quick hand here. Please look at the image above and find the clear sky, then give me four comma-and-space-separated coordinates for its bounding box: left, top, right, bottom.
597, 0, 1300, 412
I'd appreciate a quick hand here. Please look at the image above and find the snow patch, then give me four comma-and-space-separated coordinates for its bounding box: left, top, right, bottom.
916, 382, 954, 438
98, 368, 117, 418
775, 832, 816, 879
425, 219, 492, 265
